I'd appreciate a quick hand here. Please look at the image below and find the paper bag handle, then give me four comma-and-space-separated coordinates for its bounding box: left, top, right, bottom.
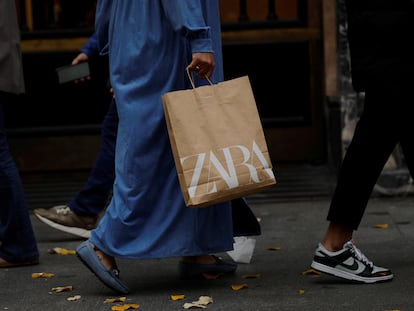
186, 68, 213, 89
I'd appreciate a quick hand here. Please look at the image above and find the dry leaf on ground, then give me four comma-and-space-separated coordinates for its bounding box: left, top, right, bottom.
171, 295, 185, 301
51, 285, 74, 293
49, 247, 76, 255
111, 304, 139, 311
67, 295, 81, 301
231, 284, 248, 291
373, 223, 389, 229
267, 246, 282, 251
104, 297, 127, 303
32, 272, 55, 279
183, 296, 213, 309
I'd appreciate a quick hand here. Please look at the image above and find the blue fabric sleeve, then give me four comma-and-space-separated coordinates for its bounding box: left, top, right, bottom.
80, 32, 99, 58
94, 0, 112, 55
160, 0, 214, 53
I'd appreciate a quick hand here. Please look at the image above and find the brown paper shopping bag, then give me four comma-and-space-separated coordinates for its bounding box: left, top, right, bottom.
162, 73, 276, 208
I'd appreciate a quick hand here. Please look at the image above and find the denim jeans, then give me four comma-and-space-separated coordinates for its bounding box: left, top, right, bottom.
0, 94, 39, 262
68, 98, 118, 216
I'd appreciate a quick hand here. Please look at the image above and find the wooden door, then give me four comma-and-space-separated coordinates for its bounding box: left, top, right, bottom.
219, 0, 325, 163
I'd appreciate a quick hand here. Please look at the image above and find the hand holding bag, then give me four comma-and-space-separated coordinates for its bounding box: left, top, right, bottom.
162, 71, 276, 208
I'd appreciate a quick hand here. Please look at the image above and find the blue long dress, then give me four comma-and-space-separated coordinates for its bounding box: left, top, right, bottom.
90, 0, 234, 259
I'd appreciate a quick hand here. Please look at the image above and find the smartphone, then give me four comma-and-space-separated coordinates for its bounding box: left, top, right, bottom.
56, 61, 90, 84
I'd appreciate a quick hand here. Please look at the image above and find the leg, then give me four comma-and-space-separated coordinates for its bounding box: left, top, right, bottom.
0, 94, 39, 265
323, 115, 397, 250
68, 97, 118, 216
310, 78, 403, 283
324, 79, 400, 249
398, 77, 414, 181
34, 98, 118, 237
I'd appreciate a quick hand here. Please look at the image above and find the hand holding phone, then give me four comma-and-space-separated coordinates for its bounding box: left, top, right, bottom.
56, 61, 90, 84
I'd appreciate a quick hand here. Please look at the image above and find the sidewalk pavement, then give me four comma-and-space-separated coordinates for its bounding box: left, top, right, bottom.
1, 195, 414, 311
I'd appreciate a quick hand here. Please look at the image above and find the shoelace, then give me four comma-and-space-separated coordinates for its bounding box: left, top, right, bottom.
55, 206, 71, 215
345, 241, 374, 268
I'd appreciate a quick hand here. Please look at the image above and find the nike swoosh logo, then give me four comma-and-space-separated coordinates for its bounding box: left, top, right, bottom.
339, 258, 365, 274
340, 259, 359, 271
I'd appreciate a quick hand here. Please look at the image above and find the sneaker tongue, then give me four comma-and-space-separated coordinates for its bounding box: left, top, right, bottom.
343, 241, 354, 249
346, 242, 374, 268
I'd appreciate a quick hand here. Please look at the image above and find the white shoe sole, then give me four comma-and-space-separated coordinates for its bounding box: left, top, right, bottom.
34, 214, 91, 238
311, 261, 394, 283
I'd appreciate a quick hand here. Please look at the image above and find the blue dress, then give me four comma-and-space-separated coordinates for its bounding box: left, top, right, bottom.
91, 0, 234, 259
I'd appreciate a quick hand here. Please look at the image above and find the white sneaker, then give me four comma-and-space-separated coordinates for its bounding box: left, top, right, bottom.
311, 240, 393, 283
34, 205, 98, 238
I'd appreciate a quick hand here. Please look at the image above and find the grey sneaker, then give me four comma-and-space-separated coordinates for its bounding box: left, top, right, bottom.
34, 205, 98, 238
311, 240, 393, 283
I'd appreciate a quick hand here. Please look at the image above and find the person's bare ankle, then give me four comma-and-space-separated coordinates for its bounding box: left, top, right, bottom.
321, 222, 353, 252
321, 241, 345, 252
90, 243, 116, 270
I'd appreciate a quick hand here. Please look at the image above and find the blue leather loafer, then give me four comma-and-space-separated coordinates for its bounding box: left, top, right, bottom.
178, 255, 237, 279
76, 240, 129, 294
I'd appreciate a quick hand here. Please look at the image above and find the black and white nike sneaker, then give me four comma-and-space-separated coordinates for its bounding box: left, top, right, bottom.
311, 240, 394, 283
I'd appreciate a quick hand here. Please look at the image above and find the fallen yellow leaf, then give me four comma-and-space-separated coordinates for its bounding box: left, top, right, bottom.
302, 269, 321, 276
50, 247, 77, 255
373, 223, 389, 229
32, 272, 55, 279
241, 274, 261, 279
170, 295, 185, 301
231, 284, 248, 291
104, 297, 127, 303
267, 246, 282, 251
111, 304, 139, 311
298, 289, 305, 295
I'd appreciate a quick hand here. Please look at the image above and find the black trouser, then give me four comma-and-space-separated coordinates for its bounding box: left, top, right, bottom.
327, 73, 414, 230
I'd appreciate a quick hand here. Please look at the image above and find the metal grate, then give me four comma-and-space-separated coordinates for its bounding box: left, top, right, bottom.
22, 163, 336, 210
247, 163, 336, 203
22, 170, 91, 210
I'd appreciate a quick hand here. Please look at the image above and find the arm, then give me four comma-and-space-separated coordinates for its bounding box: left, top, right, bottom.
160, 0, 215, 78
70, 32, 99, 82
79, 32, 99, 59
